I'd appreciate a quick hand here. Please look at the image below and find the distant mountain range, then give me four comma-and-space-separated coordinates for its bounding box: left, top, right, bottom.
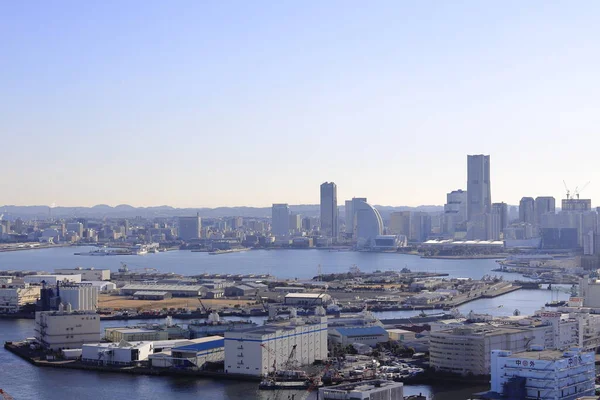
0, 204, 444, 220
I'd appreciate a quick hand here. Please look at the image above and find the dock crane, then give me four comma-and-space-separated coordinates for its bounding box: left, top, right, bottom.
284, 344, 298, 371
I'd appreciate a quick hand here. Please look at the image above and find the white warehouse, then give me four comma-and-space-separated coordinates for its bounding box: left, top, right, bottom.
35, 306, 101, 350
224, 313, 328, 376
0, 285, 41, 313
82, 341, 154, 366
491, 348, 595, 399
25, 274, 81, 285
55, 268, 111, 281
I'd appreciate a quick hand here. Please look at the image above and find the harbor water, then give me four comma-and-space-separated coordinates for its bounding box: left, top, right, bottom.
0, 247, 571, 399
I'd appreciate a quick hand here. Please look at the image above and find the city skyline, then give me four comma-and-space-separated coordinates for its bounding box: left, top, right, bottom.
3, 2, 600, 207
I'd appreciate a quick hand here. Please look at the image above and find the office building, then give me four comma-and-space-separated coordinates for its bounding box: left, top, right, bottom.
35, 306, 101, 350
519, 197, 535, 225
319, 380, 404, 400
562, 198, 592, 212
224, 313, 328, 376
271, 204, 290, 237
389, 211, 411, 237
344, 200, 353, 235
289, 213, 301, 232
443, 190, 468, 235
490, 348, 595, 400
65, 222, 84, 237
320, 182, 338, 239
301, 216, 312, 232
467, 154, 491, 221
535, 196, 556, 226
178, 213, 201, 240
410, 212, 432, 242
491, 202, 508, 230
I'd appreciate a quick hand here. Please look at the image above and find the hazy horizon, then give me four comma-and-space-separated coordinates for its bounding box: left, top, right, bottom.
3, 2, 599, 208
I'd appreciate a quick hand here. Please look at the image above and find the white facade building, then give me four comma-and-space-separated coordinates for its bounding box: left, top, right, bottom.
319, 380, 404, 400
59, 284, 99, 311
149, 336, 224, 369
491, 348, 595, 400
35, 307, 101, 350
224, 315, 328, 376
0, 285, 41, 313
429, 319, 580, 376
284, 293, 332, 306
82, 281, 117, 293
82, 341, 154, 365
24, 274, 82, 285
579, 276, 600, 308
352, 198, 383, 248
55, 268, 110, 281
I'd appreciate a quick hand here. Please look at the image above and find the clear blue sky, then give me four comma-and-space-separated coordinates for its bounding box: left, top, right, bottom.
2, 1, 600, 207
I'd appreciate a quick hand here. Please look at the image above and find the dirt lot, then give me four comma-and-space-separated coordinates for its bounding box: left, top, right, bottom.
99, 294, 253, 311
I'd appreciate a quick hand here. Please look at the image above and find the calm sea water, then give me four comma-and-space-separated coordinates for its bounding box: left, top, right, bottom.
0, 247, 569, 399
2, 246, 517, 280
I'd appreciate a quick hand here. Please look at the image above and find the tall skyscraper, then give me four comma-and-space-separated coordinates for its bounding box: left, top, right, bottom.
320, 182, 338, 239
271, 204, 290, 237
289, 213, 301, 232
345, 200, 353, 234
467, 154, 491, 221
491, 202, 508, 230
535, 196, 555, 227
178, 213, 201, 240
519, 197, 535, 224
443, 189, 467, 234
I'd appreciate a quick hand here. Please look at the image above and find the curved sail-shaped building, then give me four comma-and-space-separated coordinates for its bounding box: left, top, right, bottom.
353, 199, 383, 247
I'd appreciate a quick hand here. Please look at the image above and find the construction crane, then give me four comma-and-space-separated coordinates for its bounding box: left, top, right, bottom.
574, 181, 591, 199
0, 389, 15, 400
284, 344, 298, 370
197, 298, 210, 314
563, 180, 571, 200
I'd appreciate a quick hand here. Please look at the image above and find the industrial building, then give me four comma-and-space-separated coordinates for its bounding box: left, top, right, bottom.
149, 336, 224, 369
329, 326, 389, 347
82, 281, 117, 293
284, 293, 332, 306
35, 306, 101, 350
319, 380, 404, 400
55, 267, 111, 281
387, 329, 417, 342
0, 285, 40, 313
133, 291, 172, 300
24, 274, 82, 285
120, 284, 206, 297
105, 327, 169, 342
429, 320, 580, 376
82, 341, 154, 366
490, 348, 595, 399
224, 285, 258, 297
59, 284, 98, 311
224, 312, 328, 376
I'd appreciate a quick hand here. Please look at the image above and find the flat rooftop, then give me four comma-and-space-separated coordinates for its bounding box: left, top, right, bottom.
511, 349, 582, 361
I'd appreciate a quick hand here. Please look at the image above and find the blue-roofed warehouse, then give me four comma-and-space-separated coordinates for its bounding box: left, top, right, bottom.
329, 326, 389, 347
149, 336, 224, 369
